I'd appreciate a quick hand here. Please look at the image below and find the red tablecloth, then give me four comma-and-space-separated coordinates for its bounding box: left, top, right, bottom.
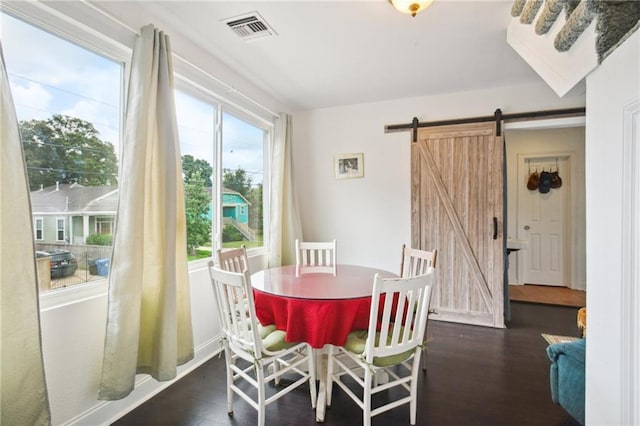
254, 289, 372, 349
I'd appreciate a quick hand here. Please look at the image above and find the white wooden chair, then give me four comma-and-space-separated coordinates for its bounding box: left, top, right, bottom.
326, 271, 434, 426
207, 262, 317, 426
295, 239, 337, 275
217, 245, 249, 273
401, 244, 437, 372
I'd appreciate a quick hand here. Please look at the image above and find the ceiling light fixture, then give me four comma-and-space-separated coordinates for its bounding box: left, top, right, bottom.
389, 0, 434, 17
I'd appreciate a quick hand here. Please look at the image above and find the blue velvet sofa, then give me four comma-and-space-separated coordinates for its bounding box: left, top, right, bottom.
546, 338, 586, 424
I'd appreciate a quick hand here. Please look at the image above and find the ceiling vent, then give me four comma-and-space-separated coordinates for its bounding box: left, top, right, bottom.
223, 12, 277, 41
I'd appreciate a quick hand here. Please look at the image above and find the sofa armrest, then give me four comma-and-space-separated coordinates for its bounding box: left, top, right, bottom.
546, 338, 585, 424
546, 338, 586, 363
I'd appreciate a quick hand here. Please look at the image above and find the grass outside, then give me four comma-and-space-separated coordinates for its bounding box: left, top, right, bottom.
187, 236, 264, 261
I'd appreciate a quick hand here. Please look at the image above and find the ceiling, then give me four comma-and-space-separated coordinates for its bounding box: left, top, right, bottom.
84, 1, 543, 111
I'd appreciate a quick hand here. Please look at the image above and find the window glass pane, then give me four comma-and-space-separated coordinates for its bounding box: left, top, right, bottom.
221, 112, 265, 249
2, 13, 121, 290
56, 218, 65, 242
35, 218, 44, 240
175, 90, 215, 260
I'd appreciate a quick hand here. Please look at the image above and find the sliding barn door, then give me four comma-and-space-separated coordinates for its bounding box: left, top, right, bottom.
412, 122, 504, 328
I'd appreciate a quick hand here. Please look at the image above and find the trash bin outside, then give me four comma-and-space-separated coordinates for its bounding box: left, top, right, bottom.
88, 258, 98, 275
95, 258, 110, 277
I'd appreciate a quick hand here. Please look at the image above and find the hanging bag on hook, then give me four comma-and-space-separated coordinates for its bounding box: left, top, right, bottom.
550, 158, 563, 189
550, 171, 562, 188
527, 170, 540, 190
539, 171, 552, 193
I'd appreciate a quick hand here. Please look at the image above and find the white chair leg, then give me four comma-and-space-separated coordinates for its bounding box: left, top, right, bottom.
224, 346, 234, 416
326, 346, 334, 407
363, 371, 372, 426
308, 347, 317, 408
273, 359, 281, 385
410, 353, 421, 425
257, 364, 266, 426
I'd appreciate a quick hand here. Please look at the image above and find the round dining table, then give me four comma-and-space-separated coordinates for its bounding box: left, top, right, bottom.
251, 264, 397, 348
251, 263, 397, 422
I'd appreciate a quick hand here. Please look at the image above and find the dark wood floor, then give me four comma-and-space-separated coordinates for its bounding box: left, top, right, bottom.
112, 302, 582, 426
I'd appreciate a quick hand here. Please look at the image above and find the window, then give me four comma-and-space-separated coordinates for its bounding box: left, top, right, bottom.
4, 9, 270, 291
96, 217, 114, 235
56, 218, 65, 242
221, 112, 266, 250
34, 217, 43, 240
175, 90, 269, 258
175, 89, 215, 260
2, 12, 122, 289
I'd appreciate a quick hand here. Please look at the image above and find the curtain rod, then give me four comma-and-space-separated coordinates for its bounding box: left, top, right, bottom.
80, 0, 280, 119
385, 107, 586, 142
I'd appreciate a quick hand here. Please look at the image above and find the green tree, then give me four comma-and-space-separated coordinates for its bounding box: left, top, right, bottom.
223, 168, 251, 198
20, 115, 118, 190
182, 154, 212, 187
183, 170, 212, 255
247, 183, 263, 233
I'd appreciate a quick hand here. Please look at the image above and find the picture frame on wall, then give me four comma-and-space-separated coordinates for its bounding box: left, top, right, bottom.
335, 153, 364, 179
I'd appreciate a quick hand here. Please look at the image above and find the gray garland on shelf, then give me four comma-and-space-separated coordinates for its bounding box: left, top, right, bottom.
554, 0, 597, 52
511, 0, 640, 64
511, 0, 527, 16
536, 0, 568, 35
597, 0, 640, 62
520, 0, 544, 24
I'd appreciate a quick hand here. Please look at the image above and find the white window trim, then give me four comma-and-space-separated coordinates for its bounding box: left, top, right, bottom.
56, 217, 66, 242
34, 217, 44, 241
95, 216, 114, 235
2, 3, 275, 306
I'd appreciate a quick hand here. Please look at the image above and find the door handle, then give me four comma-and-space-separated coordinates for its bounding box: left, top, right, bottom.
493, 217, 498, 240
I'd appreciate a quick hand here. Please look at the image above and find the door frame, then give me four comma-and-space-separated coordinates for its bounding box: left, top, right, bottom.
515, 150, 581, 288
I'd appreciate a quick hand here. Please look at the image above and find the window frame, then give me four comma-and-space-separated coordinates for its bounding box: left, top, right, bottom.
34, 217, 44, 241
173, 83, 273, 261
55, 217, 66, 242
95, 217, 114, 235
1, 4, 275, 306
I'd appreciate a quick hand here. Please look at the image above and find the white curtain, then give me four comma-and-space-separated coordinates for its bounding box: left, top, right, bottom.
0, 44, 52, 424
99, 25, 193, 400
268, 113, 303, 267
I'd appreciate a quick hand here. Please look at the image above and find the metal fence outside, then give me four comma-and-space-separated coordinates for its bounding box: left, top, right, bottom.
36, 243, 112, 291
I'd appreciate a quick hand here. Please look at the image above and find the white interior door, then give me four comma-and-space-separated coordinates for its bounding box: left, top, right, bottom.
518, 156, 569, 286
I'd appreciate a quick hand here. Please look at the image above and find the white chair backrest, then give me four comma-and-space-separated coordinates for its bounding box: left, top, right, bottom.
364, 270, 434, 363
295, 239, 337, 275
208, 262, 262, 356
400, 244, 437, 278
217, 245, 249, 273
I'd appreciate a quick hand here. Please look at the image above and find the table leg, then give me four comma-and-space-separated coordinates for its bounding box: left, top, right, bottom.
315, 349, 327, 422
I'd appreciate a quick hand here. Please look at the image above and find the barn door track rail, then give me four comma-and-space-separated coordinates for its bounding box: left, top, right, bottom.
385, 107, 586, 142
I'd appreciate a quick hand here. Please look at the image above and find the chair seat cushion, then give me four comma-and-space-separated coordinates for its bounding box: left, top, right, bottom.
344, 329, 415, 367
241, 317, 276, 338
250, 320, 277, 339
262, 329, 297, 352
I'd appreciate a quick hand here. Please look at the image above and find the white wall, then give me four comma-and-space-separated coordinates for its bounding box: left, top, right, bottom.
292, 82, 585, 275
585, 30, 640, 425
504, 127, 586, 289
39, 263, 217, 425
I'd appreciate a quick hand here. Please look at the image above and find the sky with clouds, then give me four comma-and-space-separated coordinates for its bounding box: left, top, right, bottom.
2, 12, 264, 185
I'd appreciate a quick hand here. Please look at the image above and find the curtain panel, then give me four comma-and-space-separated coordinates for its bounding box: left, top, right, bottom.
99, 25, 194, 400
268, 113, 303, 267
0, 44, 52, 425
